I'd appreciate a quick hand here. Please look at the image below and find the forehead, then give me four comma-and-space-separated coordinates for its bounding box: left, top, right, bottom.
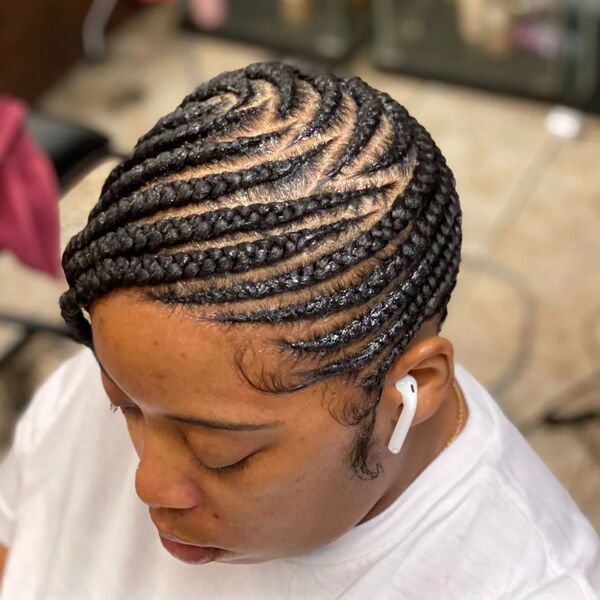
89, 290, 318, 420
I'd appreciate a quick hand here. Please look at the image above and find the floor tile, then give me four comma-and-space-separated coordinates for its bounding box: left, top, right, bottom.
405, 83, 551, 257
527, 425, 600, 533
443, 256, 534, 399
39, 6, 271, 154
487, 130, 600, 419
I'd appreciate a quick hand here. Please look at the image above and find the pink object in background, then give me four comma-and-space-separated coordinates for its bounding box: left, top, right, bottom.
189, 0, 228, 29
0, 96, 61, 279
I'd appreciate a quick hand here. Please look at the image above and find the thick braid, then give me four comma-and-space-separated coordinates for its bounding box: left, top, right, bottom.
64, 142, 330, 260
100, 72, 267, 200
100, 98, 232, 195
274, 161, 459, 344
154, 118, 438, 306
142, 72, 256, 141
118, 106, 272, 175
59, 289, 93, 346
117, 67, 291, 200
361, 247, 461, 393
65, 184, 392, 279
70, 215, 367, 310
60, 61, 462, 480
99, 126, 281, 208
269, 241, 460, 414
278, 200, 459, 352
138, 99, 225, 142
179, 71, 256, 111
361, 92, 412, 175
204, 153, 453, 319
98, 108, 274, 208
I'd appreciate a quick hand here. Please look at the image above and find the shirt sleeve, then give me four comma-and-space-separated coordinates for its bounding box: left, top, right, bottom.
0, 441, 19, 546
0, 348, 91, 547
0, 407, 30, 548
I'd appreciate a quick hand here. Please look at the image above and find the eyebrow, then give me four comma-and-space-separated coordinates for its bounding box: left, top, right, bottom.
94, 357, 284, 432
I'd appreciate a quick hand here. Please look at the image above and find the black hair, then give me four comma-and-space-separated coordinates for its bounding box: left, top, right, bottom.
60, 61, 462, 480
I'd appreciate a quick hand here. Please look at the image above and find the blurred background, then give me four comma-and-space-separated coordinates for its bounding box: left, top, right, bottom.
0, 0, 599, 531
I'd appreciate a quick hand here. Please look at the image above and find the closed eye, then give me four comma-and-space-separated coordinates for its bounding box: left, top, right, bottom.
205, 453, 255, 476
108, 400, 140, 416
109, 400, 256, 477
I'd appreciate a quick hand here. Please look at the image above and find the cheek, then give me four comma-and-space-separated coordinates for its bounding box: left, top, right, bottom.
232, 449, 372, 558
226, 434, 356, 532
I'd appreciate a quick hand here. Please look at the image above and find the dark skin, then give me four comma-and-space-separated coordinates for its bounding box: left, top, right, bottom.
89, 289, 468, 565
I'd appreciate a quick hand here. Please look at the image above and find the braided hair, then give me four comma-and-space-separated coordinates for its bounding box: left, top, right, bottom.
60, 61, 462, 480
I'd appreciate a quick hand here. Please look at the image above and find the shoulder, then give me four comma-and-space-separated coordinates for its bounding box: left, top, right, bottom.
493, 444, 600, 597
13, 347, 100, 456
454, 364, 600, 597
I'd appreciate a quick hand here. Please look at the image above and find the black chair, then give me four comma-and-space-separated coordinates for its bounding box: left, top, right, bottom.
25, 111, 110, 189
0, 112, 111, 370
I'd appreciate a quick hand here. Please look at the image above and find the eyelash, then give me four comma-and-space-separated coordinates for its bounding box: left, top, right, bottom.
109, 402, 138, 416
205, 454, 253, 476
108, 401, 253, 476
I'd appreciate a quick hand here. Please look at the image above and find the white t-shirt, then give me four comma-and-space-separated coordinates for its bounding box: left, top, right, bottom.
0, 348, 598, 600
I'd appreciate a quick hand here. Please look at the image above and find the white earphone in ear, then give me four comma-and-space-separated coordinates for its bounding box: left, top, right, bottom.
388, 375, 418, 454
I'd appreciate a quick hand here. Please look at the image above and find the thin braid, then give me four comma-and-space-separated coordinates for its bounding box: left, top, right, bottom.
60, 61, 462, 480
325, 77, 384, 179
293, 73, 344, 143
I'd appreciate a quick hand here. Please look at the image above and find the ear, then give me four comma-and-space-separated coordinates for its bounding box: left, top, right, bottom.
380, 336, 455, 427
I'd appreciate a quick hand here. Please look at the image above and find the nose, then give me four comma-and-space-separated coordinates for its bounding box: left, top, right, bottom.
134, 421, 202, 510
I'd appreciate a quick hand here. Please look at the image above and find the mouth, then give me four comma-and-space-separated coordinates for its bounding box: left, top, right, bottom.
158, 531, 225, 565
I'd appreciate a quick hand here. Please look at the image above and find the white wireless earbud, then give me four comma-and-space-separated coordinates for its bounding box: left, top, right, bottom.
388, 375, 418, 455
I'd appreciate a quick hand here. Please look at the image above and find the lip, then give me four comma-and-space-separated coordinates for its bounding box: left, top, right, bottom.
159, 533, 224, 564
160, 533, 225, 565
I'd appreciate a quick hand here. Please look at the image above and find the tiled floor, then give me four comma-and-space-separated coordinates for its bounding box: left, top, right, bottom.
1, 5, 599, 532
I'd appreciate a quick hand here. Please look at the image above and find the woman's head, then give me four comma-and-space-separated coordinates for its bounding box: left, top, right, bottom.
60, 61, 461, 563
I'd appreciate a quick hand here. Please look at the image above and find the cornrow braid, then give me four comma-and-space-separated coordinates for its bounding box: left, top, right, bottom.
325, 77, 383, 179
64, 184, 393, 279
110, 105, 274, 183
65, 141, 330, 257
60, 61, 462, 480
292, 74, 343, 143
